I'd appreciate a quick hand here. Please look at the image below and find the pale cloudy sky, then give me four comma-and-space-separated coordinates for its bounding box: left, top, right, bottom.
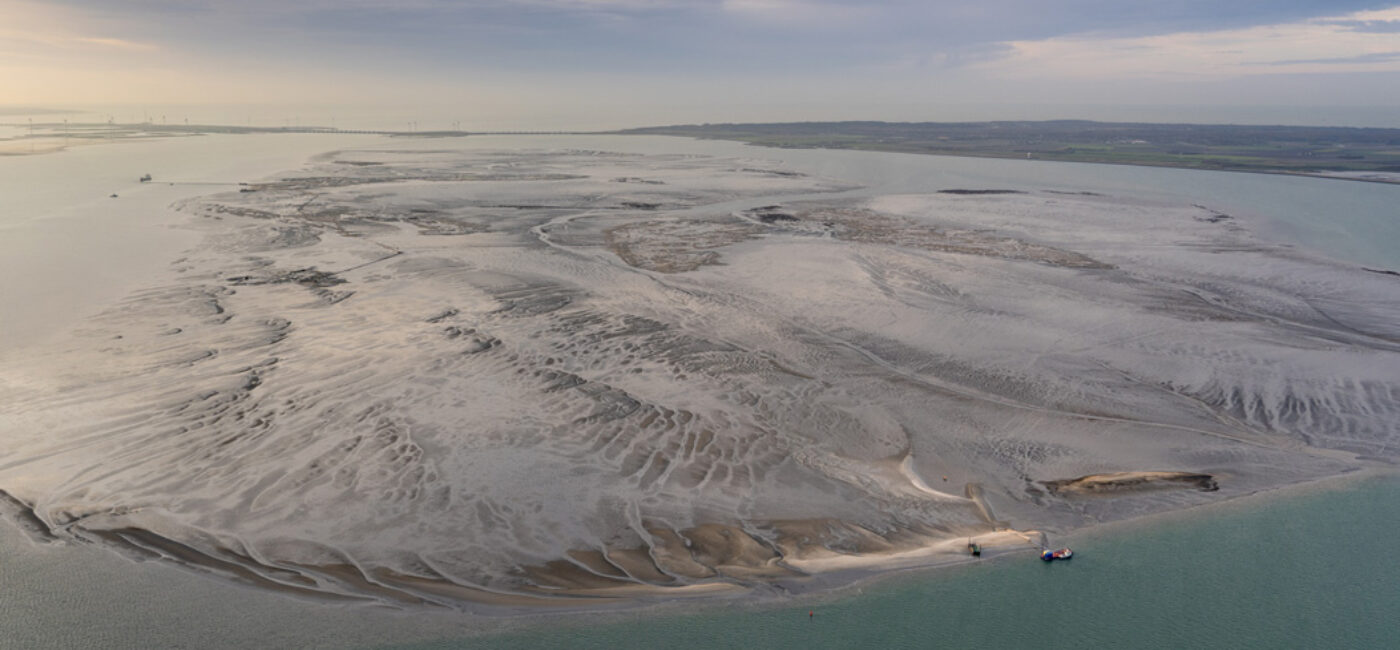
3, 0, 1398, 127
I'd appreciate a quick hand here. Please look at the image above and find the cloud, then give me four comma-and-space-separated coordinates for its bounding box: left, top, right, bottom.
0, 3, 159, 56
1314, 6, 1400, 31
6, 0, 1400, 115
1266, 51, 1400, 65
897, 42, 1016, 69
720, 0, 872, 26
1318, 19, 1400, 32
38, 1, 1399, 41
74, 36, 159, 51
979, 5, 1400, 80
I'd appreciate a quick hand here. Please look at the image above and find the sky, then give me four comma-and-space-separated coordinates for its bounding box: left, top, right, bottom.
2, 0, 1399, 128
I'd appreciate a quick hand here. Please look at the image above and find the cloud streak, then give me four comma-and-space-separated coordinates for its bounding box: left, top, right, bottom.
1319, 19, 1400, 32
2, 0, 1398, 122
1267, 51, 1400, 65
74, 36, 160, 51
981, 6, 1400, 80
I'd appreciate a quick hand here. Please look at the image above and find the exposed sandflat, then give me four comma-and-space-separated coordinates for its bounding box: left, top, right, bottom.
2, 140, 1396, 609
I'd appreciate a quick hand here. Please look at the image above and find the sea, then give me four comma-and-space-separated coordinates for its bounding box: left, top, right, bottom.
1, 133, 1397, 649
2, 474, 1395, 648
446, 473, 1400, 650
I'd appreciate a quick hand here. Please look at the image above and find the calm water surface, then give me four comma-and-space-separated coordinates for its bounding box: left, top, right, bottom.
418, 474, 1400, 650
3, 474, 1394, 648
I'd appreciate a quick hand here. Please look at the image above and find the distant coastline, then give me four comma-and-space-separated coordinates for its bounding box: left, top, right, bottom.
0, 121, 584, 157
7, 119, 1400, 185
615, 120, 1400, 185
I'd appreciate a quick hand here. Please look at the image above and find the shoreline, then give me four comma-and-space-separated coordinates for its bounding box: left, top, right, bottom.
0, 131, 385, 350
613, 120, 1400, 187
315, 465, 1398, 649
8, 121, 1400, 187
497, 465, 1399, 624
656, 135, 1400, 187
2, 452, 1391, 647
737, 464, 1395, 601
2, 443, 1378, 619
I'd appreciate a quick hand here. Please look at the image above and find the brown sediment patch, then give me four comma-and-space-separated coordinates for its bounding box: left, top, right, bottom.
0, 490, 59, 542
1042, 471, 1219, 496
738, 205, 1110, 269
521, 559, 637, 591
371, 569, 615, 607
529, 581, 744, 600
87, 528, 363, 602
606, 203, 1109, 274
566, 549, 632, 580
603, 547, 678, 584
280, 561, 430, 606
605, 218, 762, 273
645, 527, 718, 579
678, 523, 796, 579
376, 562, 740, 606
766, 518, 898, 559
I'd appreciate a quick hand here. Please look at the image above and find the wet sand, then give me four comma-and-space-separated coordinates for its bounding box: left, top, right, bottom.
2, 137, 1398, 610
0, 132, 384, 350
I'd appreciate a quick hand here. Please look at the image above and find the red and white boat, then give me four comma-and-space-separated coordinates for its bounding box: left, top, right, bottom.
1040, 547, 1073, 561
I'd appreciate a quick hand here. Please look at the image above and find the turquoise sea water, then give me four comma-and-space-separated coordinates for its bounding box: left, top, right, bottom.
400, 474, 1400, 650
3, 474, 1395, 649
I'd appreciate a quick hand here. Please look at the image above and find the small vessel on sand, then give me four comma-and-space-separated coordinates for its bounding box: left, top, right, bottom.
1040, 548, 1073, 561
968, 540, 981, 557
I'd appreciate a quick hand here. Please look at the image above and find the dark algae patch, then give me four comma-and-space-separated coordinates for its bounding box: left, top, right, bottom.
1042, 471, 1220, 496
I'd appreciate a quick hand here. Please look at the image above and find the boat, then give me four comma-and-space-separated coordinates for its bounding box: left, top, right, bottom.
968, 540, 982, 557
139, 174, 152, 182
1040, 547, 1073, 561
